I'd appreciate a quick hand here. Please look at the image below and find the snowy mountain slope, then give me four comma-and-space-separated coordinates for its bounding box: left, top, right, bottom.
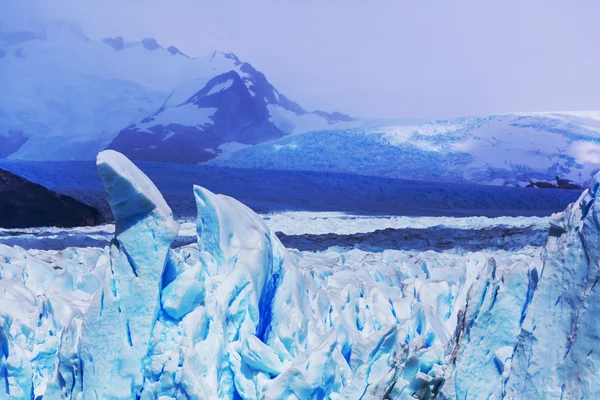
107, 55, 357, 163
0, 25, 177, 160
108, 70, 289, 163
0, 24, 353, 161
208, 111, 600, 187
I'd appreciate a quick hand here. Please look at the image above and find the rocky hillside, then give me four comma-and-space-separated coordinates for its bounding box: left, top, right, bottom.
0, 168, 104, 228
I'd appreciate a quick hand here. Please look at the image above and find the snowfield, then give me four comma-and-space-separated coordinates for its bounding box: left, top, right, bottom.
0, 150, 598, 399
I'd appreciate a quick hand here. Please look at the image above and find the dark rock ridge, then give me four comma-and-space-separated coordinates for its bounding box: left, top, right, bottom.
102, 36, 125, 51
141, 38, 161, 51
107, 53, 353, 164
527, 176, 583, 190
312, 110, 354, 122
167, 46, 186, 57
0, 168, 104, 228
102, 36, 189, 57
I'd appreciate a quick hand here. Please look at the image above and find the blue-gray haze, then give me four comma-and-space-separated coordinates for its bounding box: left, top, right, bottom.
2, 0, 599, 119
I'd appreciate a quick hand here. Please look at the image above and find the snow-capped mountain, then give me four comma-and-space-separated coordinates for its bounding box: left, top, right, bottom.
0, 24, 353, 161
208, 111, 600, 187
4, 23, 597, 185
0, 25, 176, 160
108, 54, 355, 163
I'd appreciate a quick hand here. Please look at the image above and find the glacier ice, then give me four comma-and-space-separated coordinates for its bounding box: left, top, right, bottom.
441, 173, 600, 399
207, 113, 600, 188
75, 150, 179, 399
0, 150, 598, 399
501, 174, 600, 399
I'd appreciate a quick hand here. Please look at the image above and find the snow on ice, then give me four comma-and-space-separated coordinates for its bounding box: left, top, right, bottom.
0, 150, 598, 398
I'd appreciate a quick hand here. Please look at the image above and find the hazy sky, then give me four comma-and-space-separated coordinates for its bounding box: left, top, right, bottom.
3, 0, 600, 119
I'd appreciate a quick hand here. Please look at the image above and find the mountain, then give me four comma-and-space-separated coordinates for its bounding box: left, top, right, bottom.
5, 24, 597, 184
107, 53, 356, 163
0, 25, 166, 160
206, 111, 600, 187
0, 168, 104, 228
0, 24, 353, 162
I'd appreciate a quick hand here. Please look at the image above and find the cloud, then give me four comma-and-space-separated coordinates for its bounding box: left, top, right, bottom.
2, 0, 600, 119
0, 1, 43, 31
569, 141, 600, 165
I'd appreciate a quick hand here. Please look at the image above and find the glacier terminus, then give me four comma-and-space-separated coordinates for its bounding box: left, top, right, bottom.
0, 150, 598, 399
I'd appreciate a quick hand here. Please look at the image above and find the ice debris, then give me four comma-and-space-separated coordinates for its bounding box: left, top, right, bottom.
0, 150, 596, 399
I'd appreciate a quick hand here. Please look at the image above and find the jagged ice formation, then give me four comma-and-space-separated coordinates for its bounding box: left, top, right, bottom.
0, 150, 598, 399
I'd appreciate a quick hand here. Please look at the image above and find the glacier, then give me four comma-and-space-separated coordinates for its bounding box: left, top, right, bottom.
0, 150, 598, 399
207, 112, 600, 188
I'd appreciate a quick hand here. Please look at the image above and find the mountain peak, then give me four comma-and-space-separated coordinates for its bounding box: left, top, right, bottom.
102, 36, 125, 51
101, 35, 189, 57
141, 37, 161, 51
211, 50, 241, 65
185, 70, 245, 105
167, 45, 188, 57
